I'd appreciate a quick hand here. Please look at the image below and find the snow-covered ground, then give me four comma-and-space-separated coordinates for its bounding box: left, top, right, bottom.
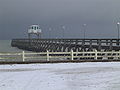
0, 62, 120, 90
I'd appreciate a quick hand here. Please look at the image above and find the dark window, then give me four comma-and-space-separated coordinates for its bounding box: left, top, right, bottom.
34, 26, 36, 30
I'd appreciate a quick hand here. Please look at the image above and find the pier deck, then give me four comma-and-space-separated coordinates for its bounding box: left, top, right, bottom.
11, 38, 120, 52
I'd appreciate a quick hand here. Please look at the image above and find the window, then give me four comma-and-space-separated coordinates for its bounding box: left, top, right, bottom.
37, 27, 39, 29
34, 26, 36, 30
31, 26, 34, 29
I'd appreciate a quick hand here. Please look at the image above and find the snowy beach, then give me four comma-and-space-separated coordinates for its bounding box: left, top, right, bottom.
0, 62, 120, 90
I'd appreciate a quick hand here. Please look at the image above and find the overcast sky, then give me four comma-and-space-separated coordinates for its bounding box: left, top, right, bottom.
1, 0, 120, 39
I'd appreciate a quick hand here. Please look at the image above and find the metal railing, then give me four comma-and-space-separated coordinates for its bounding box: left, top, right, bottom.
0, 50, 120, 62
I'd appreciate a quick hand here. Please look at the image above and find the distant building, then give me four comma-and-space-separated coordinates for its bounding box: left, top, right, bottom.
28, 25, 42, 39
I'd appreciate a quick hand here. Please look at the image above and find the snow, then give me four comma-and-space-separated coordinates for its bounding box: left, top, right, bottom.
0, 62, 120, 90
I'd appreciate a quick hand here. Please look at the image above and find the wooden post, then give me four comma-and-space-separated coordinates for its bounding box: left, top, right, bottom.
95, 49, 97, 60
117, 51, 119, 60
71, 49, 74, 60
47, 50, 49, 61
22, 51, 25, 62
119, 50, 120, 60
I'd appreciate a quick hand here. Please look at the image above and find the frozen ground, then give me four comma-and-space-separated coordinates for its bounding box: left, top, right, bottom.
0, 62, 120, 90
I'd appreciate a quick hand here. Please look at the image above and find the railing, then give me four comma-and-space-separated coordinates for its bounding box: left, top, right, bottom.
0, 50, 120, 63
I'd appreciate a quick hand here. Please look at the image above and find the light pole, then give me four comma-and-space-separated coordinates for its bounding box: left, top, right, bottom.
62, 25, 65, 38
49, 28, 51, 38
117, 22, 120, 40
117, 22, 120, 46
83, 24, 87, 39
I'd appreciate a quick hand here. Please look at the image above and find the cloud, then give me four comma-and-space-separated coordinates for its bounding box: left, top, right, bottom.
0, 0, 120, 39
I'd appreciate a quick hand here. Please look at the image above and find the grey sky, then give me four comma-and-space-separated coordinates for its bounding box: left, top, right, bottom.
1, 0, 120, 39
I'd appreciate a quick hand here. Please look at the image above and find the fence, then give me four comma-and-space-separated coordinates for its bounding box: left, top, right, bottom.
0, 50, 120, 63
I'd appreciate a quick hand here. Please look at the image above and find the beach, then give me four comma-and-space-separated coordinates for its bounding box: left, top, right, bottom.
0, 62, 120, 90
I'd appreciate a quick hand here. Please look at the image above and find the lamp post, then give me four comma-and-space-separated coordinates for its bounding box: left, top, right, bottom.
62, 25, 65, 38
83, 24, 87, 39
117, 22, 120, 40
49, 28, 51, 38
117, 22, 120, 46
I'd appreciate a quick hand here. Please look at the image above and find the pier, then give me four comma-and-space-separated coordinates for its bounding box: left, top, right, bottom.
11, 38, 120, 52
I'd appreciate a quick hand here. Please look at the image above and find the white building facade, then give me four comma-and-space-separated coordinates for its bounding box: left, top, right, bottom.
28, 25, 42, 38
